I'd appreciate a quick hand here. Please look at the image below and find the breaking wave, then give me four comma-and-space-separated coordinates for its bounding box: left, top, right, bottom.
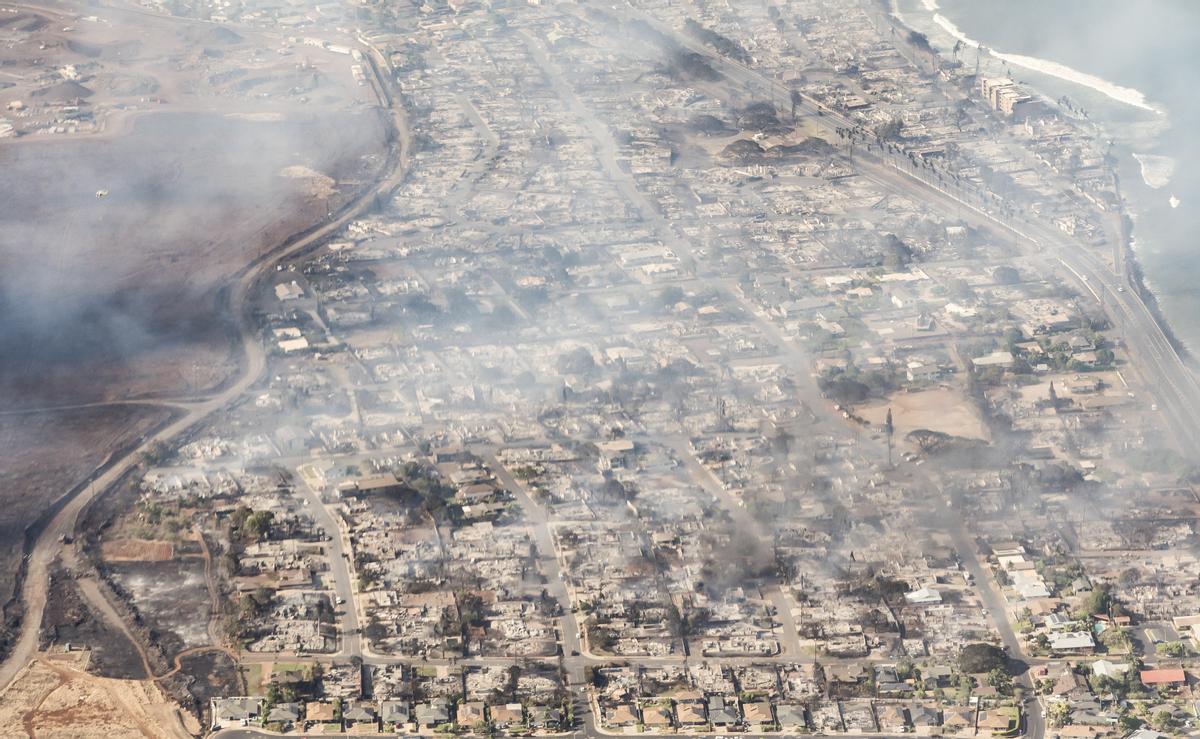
930, 11, 1159, 113
1132, 153, 1175, 190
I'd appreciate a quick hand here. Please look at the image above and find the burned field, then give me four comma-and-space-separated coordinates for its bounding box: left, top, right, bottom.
38, 565, 147, 680
0, 9, 390, 674
0, 108, 388, 407
169, 648, 242, 717
0, 0, 391, 410
0, 405, 173, 663
105, 559, 211, 654
62, 472, 239, 728
81, 473, 216, 658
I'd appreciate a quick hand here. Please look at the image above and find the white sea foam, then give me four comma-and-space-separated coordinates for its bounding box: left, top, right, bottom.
992, 52, 1158, 112
931, 13, 974, 46
930, 12, 1160, 114
920, 0, 939, 11
1169, 195, 1181, 209
1132, 153, 1176, 189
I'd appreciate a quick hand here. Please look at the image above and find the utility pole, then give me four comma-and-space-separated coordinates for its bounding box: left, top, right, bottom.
884, 407, 894, 467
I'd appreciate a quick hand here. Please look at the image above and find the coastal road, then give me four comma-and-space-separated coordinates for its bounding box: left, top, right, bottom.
626, 2, 1200, 457
762, 74, 1183, 432
0, 43, 410, 695
865, 157, 1200, 455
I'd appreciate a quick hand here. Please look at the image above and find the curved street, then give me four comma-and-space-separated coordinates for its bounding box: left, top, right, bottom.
0, 43, 411, 695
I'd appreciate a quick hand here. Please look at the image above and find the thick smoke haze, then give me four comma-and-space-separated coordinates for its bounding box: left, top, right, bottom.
1, 3, 1198, 736
0, 109, 384, 397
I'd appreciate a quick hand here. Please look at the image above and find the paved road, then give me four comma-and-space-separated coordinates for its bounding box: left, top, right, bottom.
764, 586, 807, 664
212, 726, 927, 739
947, 517, 1045, 739
484, 452, 594, 732
295, 475, 361, 658
0, 398, 196, 417
0, 42, 410, 695
871, 160, 1200, 455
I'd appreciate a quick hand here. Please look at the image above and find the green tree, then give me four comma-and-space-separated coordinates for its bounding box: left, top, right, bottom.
1151, 710, 1178, 732
657, 286, 685, 307
874, 118, 904, 141
987, 667, 1013, 696
992, 266, 1021, 285
955, 674, 972, 705
1117, 714, 1141, 733
945, 277, 975, 300
245, 510, 274, 540
141, 440, 173, 465
1076, 586, 1112, 619
1046, 701, 1070, 728
908, 30, 933, 52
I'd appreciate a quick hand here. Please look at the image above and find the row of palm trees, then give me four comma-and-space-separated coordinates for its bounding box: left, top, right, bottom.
829, 117, 1029, 225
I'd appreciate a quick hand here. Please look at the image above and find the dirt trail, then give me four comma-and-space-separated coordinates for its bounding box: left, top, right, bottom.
195, 525, 225, 648
74, 575, 157, 680
66, 527, 237, 683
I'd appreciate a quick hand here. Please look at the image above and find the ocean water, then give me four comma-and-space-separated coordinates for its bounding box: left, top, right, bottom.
896, 0, 1200, 351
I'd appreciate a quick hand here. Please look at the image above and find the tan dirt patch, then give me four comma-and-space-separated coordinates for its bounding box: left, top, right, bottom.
0, 652, 191, 738
859, 387, 990, 442
100, 539, 174, 562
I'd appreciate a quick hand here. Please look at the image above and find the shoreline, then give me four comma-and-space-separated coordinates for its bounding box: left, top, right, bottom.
1124, 237, 1191, 361
1110, 166, 1191, 361
913, 2, 1160, 114
884, 0, 1193, 364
